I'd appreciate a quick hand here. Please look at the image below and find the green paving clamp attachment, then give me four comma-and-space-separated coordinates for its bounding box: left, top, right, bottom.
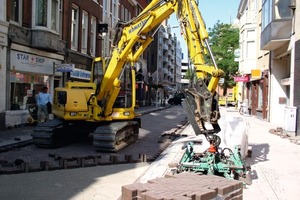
178, 140, 250, 183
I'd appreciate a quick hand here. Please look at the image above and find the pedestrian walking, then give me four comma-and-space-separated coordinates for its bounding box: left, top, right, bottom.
36, 86, 52, 122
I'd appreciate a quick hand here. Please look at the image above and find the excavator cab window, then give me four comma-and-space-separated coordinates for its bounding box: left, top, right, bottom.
92, 58, 104, 95
92, 59, 104, 83
113, 66, 133, 108
57, 91, 67, 105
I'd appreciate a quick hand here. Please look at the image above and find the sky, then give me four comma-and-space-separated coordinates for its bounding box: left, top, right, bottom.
168, 0, 240, 61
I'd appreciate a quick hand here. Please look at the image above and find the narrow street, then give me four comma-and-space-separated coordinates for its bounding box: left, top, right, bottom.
0, 106, 187, 200
1, 106, 300, 200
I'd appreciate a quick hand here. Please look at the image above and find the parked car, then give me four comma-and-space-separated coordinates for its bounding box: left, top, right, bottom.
168, 93, 185, 105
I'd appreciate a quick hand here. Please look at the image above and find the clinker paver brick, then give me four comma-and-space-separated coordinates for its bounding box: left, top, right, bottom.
121, 173, 243, 200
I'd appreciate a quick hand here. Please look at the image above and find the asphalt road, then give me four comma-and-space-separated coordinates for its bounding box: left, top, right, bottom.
0, 106, 187, 200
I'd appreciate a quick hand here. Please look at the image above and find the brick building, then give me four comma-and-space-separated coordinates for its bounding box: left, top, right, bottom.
0, 0, 179, 128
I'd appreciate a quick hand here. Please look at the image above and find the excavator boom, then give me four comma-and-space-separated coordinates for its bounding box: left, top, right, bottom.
95, 0, 223, 137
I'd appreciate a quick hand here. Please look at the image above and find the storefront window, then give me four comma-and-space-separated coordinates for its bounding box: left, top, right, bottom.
10, 72, 50, 110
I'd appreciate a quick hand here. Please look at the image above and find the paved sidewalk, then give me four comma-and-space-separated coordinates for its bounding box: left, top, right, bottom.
135, 107, 300, 200
222, 107, 300, 200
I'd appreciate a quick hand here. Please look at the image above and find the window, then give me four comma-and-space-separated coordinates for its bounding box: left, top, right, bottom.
246, 41, 255, 58
262, 0, 292, 30
121, 5, 124, 21
247, 30, 255, 39
33, 0, 60, 32
81, 11, 88, 54
125, 9, 128, 21
103, 0, 108, 17
114, 66, 133, 108
274, 0, 292, 19
90, 16, 97, 56
0, 1, 5, 21
35, 0, 47, 27
128, 12, 131, 20
71, 5, 79, 50
51, 0, 59, 31
112, 0, 119, 27
58, 0, 62, 37
262, 0, 272, 30
9, 0, 22, 24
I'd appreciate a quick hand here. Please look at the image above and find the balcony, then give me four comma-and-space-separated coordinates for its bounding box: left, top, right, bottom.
163, 68, 169, 74
31, 29, 63, 52
163, 44, 168, 51
8, 24, 65, 52
261, 19, 292, 51
163, 56, 168, 63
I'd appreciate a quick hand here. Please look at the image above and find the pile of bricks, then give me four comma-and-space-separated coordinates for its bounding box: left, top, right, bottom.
121, 172, 243, 200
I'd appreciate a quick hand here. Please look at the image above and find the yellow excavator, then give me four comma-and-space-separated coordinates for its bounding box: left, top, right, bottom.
32, 0, 224, 152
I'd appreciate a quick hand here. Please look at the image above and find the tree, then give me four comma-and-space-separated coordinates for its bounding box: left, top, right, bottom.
206, 21, 239, 96
184, 67, 195, 79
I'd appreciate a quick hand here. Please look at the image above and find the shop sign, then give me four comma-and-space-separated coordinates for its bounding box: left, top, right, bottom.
11, 50, 57, 75
234, 76, 249, 82
56, 64, 75, 72
70, 68, 91, 80
251, 69, 261, 79
55, 63, 75, 72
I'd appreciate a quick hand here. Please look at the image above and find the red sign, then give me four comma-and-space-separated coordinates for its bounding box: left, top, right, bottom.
234, 76, 249, 82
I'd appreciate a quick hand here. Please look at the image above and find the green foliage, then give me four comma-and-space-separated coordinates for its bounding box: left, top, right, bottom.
184, 67, 194, 79
206, 21, 239, 95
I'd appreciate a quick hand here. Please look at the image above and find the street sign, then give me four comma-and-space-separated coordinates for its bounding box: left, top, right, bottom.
70, 68, 91, 80
55, 64, 75, 72
219, 78, 224, 84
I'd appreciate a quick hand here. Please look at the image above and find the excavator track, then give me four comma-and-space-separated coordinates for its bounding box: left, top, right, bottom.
32, 118, 66, 148
33, 119, 140, 152
93, 121, 139, 152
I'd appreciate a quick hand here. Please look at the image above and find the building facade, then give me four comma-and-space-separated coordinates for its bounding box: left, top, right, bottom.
237, 0, 299, 136
237, 0, 269, 120
148, 25, 181, 106
0, 0, 9, 129
4, 0, 67, 128
0, 0, 179, 128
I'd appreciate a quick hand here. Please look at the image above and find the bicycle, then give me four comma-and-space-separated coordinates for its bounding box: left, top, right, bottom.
239, 100, 249, 116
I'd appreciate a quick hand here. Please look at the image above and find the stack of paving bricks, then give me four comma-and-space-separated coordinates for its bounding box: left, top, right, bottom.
121, 172, 243, 200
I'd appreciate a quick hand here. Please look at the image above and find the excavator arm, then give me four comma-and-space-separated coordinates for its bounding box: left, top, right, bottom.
97, 0, 223, 138
175, 0, 224, 141
96, 0, 177, 117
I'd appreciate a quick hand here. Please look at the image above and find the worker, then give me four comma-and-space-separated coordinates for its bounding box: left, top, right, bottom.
36, 86, 52, 122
